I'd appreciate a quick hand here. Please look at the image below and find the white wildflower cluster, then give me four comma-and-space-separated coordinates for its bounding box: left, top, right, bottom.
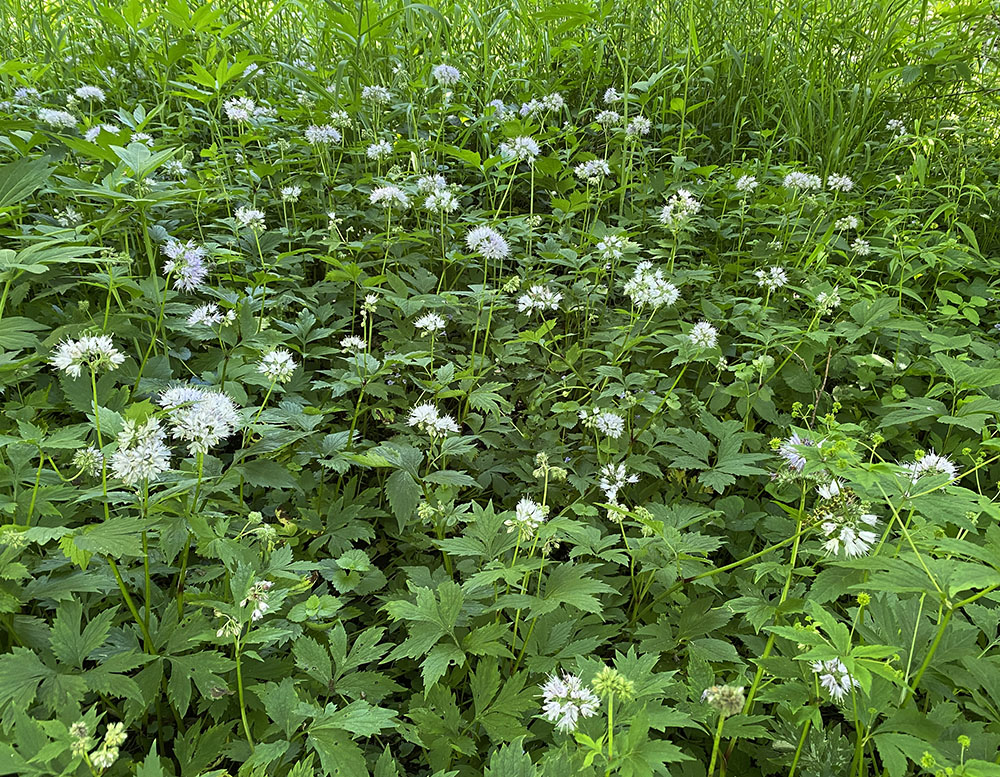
625, 115, 651, 138
164, 159, 188, 178
835, 215, 859, 231
519, 92, 565, 117
579, 408, 625, 439
425, 188, 459, 213
595, 110, 621, 127
83, 124, 119, 142
466, 225, 510, 260
736, 174, 759, 193
258, 348, 298, 383
417, 174, 447, 193
14, 87, 40, 102
73, 447, 104, 477
305, 124, 342, 144
499, 136, 540, 164
852, 238, 871, 256
38, 108, 77, 128
776, 431, 818, 473
84, 721, 127, 772
902, 450, 958, 484
431, 64, 461, 86
539, 672, 601, 732
816, 287, 841, 313
814, 479, 879, 558
280, 184, 302, 202
504, 497, 547, 538
56, 206, 83, 226
517, 284, 563, 314
223, 96, 271, 123
50, 335, 126, 377
623, 262, 679, 309
157, 385, 241, 456
370, 185, 410, 209
366, 139, 394, 160
361, 85, 392, 104
340, 335, 366, 352
240, 580, 274, 621
659, 188, 701, 229
74, 85, 105, 102
783, 171, 822, 191
110, 418, 171, 487
603, 87, 622, 104
598, 462, 639, 505
754, 265, 788, 291
827, 173, 854, 192
485, 99, 515, 122
688, 321, 719, 349
414, 312, 446, 334
328, 109, 352, 127
812, 658, 859, 702
162, 239, 209, 292
574, 158, 612, 184
595, 233, 633, 261
407, 403, 460, 438
234, 206, 266, 231
188, 303, 236, 328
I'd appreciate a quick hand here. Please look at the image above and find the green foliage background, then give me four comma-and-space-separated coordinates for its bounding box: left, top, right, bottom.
0, 0, 999, 775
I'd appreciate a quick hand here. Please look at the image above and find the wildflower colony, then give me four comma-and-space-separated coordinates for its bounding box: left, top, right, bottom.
0, 1, 999, 776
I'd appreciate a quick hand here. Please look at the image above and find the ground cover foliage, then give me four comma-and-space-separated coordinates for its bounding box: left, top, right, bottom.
1, 0, 1000, 775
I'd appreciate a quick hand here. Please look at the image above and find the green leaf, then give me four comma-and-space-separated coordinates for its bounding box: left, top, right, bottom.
307, 726, 369, 777
385, 469, 421, 530
49, 600, 115, 668
0, 156, 53, 209
485, 738, 538, 777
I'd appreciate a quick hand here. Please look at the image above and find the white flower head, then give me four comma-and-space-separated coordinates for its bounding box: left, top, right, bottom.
74, 85, 105, 102
305, 124, 342, 144
539, 672, 600, 732
51, 335, 126, 378
366, 139, 394, 160
258, 348, 297, 383
504, 497, 547, 538
431, 64, 461, 86
517, 285, 562, 314
812, 658, 859, 702
466, 226, 510, 260
783, 171, 822, 192
158, 385, 241, 456
407, 403, 459, 438
110, 418, 171, 487
162, 239, 209, 292
688, 321, 718, 349
580, 408, 625, 439
903, 451, 958, 484
499, 136, 540, 164
659, 188, 701, 229
754, 266, 788, 291
369, 185, 410, 209
623, 262, 679, 309
599, 462, 639, 504
38, 108, 78, 128
414, 312, 446, 334
827, 174, 854, 193
234, 206, 266, 231
574, 158, 611, 184
361, 85, 392, 104
625, 116, 651, 138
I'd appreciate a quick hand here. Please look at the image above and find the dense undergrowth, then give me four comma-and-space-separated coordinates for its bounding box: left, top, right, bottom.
1, 0, 1000, 775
